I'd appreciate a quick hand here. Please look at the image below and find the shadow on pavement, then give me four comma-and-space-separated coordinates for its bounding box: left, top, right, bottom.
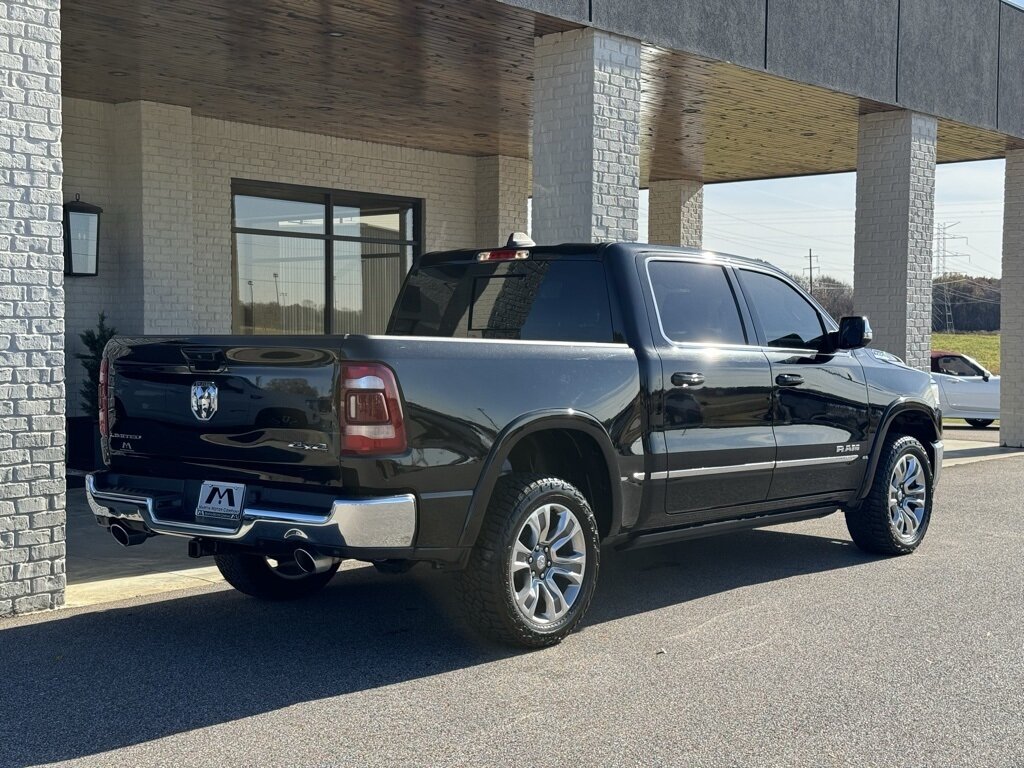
0, 525, 873, 766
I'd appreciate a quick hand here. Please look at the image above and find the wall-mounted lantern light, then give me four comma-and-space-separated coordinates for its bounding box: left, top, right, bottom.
63, 194, 102, 276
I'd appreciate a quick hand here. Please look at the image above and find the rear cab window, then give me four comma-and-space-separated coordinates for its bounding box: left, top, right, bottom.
388, 257, 615, 343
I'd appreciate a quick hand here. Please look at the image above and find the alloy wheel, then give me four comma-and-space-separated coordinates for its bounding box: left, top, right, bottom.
888, 453, 927, 542
508, 502, 587, 625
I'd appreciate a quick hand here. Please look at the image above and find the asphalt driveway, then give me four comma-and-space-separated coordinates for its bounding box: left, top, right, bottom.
2, 457, 1022, 767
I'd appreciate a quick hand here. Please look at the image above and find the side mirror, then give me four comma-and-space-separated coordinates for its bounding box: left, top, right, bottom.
982, 371, 991, 382
838, 316, 872, 350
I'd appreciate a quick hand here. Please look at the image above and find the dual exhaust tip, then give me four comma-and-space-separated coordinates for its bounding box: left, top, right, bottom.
111, 524, 336, 575
110, 523, 148, 547
293, 547, 338, 575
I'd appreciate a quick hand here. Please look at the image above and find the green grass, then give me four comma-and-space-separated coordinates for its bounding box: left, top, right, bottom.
933, 332, 1000, 374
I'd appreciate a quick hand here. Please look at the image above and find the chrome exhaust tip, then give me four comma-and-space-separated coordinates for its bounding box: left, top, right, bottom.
110, 523, 148, 547
293, 547, 337, 575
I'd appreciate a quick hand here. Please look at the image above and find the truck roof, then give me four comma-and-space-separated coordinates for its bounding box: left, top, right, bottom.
417, 241, 787, 277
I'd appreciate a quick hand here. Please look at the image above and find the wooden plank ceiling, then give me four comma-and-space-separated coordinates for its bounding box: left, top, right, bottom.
62, 0, 1019, 184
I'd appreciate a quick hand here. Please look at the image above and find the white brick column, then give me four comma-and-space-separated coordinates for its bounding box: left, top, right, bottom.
1001, 151, 1024, 447
475, 155, 530, 246
649, 179, 703, 247
0, 0, 66, 616
532, 28, 641, 244
112, 102, 195, 334
853, 110, 936, 371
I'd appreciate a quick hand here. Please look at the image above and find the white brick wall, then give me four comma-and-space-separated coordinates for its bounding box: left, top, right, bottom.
0, 0, 65, 616
475, 155, 531, 246
1001, 150, 1024, 447
853, 110, 936, 371
532, 28, 641, 244
63, 99, 117, 415
649, 179, 703, 247
124, 102, 196, 335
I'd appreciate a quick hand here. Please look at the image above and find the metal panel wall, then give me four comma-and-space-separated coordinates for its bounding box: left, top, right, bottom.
591, 0, 767, 71
1000, 3, 1024, 137
766, 0, 898, 103
497, 0, 589, 23
898, 0, 1000, 129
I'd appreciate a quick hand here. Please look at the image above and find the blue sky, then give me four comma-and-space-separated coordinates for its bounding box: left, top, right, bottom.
638, 159, 1006, 283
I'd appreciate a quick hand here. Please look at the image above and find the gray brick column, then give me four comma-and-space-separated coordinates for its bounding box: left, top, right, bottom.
649, 179, 703, 247
1001, 150, 1024, 447
532, 28, 641, 244
112, 101, 196, 335
0, 0, 66, 616
475, 155, 530, 246
853, 110, 936, 371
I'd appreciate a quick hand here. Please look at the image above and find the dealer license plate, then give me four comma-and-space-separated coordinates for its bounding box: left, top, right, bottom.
195, 481, 247, 522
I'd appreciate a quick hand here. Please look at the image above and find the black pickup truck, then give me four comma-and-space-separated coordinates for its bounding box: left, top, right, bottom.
87, 239, 942, 647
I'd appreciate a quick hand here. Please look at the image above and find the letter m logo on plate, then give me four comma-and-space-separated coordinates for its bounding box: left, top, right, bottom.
195, 481, 246, 521
206, 486, 235, 507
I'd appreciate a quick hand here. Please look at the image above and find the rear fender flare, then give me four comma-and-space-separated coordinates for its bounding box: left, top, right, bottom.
457, 409, 623, 548
856, 398, 941, 499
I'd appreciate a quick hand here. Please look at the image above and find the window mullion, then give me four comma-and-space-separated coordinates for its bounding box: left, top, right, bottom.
325, 192, 334, 335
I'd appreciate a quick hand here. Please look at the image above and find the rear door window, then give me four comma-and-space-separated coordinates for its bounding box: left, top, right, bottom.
389, 259, 614, 343
647, 260, 747, 345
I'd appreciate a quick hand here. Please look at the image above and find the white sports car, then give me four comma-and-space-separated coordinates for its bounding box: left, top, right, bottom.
930, 350, 1000, 428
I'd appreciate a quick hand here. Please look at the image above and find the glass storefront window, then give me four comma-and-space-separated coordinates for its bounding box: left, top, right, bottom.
234, 196, 326, 234
232, 183, 421, 335
234, 234, 325, 335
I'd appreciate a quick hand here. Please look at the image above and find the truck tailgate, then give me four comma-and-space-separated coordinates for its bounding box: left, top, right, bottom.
105, 338, 340, 467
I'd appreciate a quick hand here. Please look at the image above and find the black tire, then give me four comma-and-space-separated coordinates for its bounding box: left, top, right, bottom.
459, 473, 600, 648
965, 418, 994, 429
214, 552, 339, 600
845, 435, 933, 555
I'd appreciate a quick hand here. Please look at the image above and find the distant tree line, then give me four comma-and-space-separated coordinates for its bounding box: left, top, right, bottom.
790, 273, 854, 322
930, 273, 1000, 333
789, 272, 1000, 333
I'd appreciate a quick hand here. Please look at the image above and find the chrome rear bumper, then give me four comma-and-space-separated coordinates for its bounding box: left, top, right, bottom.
86, 473, 417, 550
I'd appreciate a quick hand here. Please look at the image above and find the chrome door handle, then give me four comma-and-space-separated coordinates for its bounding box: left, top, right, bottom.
671, 372, 705, 387
776, 373, 804, 387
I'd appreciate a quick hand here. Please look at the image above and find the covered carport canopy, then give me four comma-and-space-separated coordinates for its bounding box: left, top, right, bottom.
62, 0, 1021, 183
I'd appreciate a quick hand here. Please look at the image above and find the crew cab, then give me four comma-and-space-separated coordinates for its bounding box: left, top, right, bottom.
87, 239, 942, 647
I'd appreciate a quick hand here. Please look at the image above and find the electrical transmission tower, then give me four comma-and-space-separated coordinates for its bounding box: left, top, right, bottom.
935, 223, 955, 333
934, 222, 970, 333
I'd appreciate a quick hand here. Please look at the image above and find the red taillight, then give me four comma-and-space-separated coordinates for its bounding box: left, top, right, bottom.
477, 249, 529, 262
98, 358, 109, 438
339, 363, 406, 455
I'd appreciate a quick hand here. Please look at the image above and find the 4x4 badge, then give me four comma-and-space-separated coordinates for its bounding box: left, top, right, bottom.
191, 382, 218, 421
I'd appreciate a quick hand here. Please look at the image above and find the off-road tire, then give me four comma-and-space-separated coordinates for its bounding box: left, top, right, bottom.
965, 418, 994, 429
459, 474, 600, 648
845, 435, 933, 555
214, 552, 339, 600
